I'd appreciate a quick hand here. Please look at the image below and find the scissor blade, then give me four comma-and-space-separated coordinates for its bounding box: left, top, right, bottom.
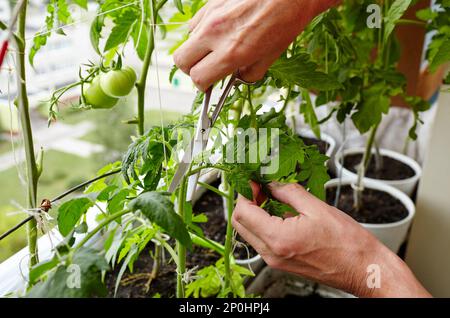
169, 139, 194, 193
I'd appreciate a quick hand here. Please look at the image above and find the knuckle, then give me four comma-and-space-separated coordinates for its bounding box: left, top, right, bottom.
190, 69, 204, 88
173, 53, 188, 74
269, 240, 290, 258
207, 15, 226, 34
231, 208, 242, 224
264, 256, 283, 269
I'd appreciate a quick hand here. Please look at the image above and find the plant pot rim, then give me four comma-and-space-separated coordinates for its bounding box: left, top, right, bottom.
325, 177, 415, 229
334, 147, 422, 186
297, 129, 336, 158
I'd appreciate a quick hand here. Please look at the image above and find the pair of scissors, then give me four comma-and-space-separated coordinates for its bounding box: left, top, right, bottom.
169, 72, 255, 201
0, 0, 26, 71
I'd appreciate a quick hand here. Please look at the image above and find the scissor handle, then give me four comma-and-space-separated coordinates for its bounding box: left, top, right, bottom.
210, 71, 255, 126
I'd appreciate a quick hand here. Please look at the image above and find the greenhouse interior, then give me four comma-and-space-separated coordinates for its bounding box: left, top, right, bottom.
0, 0, 449, 305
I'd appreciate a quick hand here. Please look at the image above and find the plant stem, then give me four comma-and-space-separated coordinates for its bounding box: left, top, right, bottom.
176, 176, 187, 298
136, 6, 155, 135
151, 244, 161, 280
222, 173, 235, 296
74, 209, 130, 251
353, 124, 378, 210
135, 0, 168, 136
281, 86, 292, 113
15, 2, 39, 268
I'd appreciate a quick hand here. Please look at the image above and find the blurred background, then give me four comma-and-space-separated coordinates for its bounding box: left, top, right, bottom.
0, 0, 196, 261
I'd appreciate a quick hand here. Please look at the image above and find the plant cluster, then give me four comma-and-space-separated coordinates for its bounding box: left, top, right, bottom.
1, 0, 448, 298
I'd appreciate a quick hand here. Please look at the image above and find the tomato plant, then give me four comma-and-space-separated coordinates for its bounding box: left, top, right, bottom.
1, 0, 448, 299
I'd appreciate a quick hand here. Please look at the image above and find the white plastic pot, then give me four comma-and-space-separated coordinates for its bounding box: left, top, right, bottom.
326, 178, 416, 253
247, 266, 354, 298
334, 148, 422, 196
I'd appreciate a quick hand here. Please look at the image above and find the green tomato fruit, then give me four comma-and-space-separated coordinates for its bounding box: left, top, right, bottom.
99, 66, 137, 97
84, 77, 119, 109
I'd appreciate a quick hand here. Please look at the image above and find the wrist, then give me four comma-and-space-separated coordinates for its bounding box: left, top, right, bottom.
352, 240, 431, 298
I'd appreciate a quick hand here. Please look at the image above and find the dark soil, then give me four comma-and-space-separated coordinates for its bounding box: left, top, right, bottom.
301, 137, 329, 155
326, 185, 408, 224
193, 188, 258, 260
106, 184, 256, 298
344, 153, 415, 181
106, 243, 220, 298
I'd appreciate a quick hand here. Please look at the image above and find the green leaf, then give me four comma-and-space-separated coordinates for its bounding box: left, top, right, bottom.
264, 198, 299, 218
266, 135, 305, 181
227, 168, 253, 200
132, 20, 149, 61
104, 9, 138, 51
129, 192, 192, 249
57, 198, 94, 236
29, 257, 59, 285
27, 248, 109, 298
72, 0, 88, 9
300, 90, 321, 139
429, 39, 450, 72
90, 15, 105, 55
351, 83, 390, 133
269, 54, 341, 91
299, 149, 330, 200
173, 0, 185, 14
29, 1, 55, 66
384, 0, 412, 41
107, 188, 130, 214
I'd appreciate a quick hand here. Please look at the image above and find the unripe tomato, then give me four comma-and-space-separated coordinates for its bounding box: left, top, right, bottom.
99, 66, 137, 97
84, 77, 119, 109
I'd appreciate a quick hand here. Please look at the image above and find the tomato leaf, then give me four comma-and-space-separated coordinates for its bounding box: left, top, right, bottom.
129, 192, 192, 249
384, 0, 412, 42
90, 15, 105, 55
351, 83, 390, 133
269, 54, 341, 91
27, 248, 109, 298
104, 9, 138, 51
429, 39, 450, 72
173, 0, 185, 14
57, 197, 94, 236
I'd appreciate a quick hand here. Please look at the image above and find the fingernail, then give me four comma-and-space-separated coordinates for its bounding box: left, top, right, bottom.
268, 181, 286, 189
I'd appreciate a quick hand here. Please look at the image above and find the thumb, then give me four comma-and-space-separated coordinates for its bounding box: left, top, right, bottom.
267, 182, 327, 216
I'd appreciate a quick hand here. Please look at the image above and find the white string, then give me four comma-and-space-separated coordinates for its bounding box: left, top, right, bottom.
149, 0, 170, 187
23, 2, 189, 43
6, 55, 27, 188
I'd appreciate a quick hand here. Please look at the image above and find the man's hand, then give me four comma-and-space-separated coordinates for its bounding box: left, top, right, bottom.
173, 0, 339, 91
232, 182, 431, 298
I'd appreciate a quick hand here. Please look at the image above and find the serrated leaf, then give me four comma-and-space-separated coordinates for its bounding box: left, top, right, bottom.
266, 135, 305, 181
351, 83, 390, 133
129, 192, 192, 249
299, 149, 330, 200
104, 10, 138, 51
269, 54, 341, 91
57, 197, 93, 236
384, 0, 412, 41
